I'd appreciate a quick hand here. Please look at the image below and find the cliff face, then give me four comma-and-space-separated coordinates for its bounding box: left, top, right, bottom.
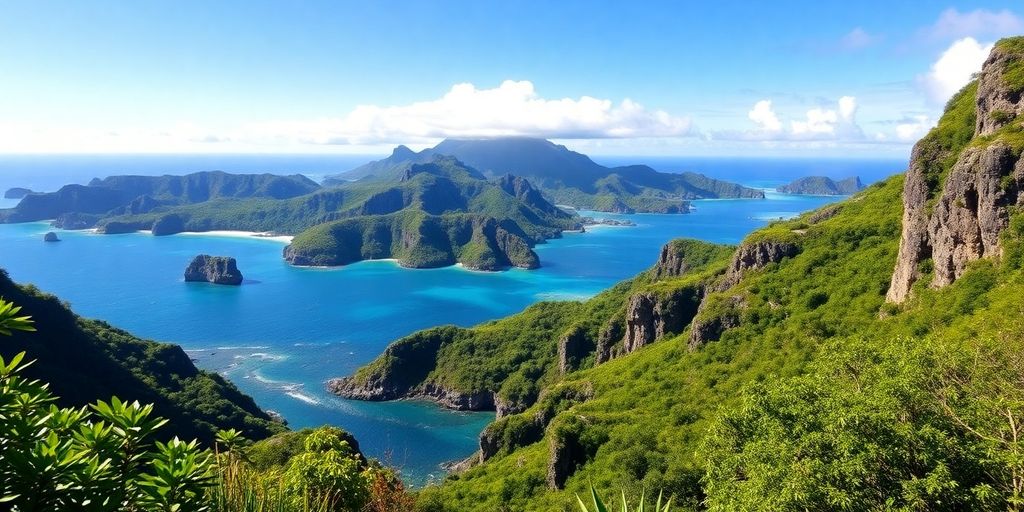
887, 39, 1024, 303
719, 239, 799, 291
184, 255, 244, 285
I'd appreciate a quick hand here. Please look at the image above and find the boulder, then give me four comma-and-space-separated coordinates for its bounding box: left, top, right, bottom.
184, 255, 243, 285
43, 232, 60, 242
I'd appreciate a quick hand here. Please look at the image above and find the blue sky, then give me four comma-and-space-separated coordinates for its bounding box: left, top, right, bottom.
1, 1, 1021, 156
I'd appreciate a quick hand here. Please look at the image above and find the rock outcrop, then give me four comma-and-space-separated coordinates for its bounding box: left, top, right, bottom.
43, 232, 60, 242
557, 326, 590, 375
688, 295, 745, 349
594, 318, 624, 364
328, 377, 496, 412
546, 418, 588, 490
975, 41, 1024, 136
887, 40, 1024, 303
184, 255, 244, 285
719, 240, 799, 291
622, 288, 702, 354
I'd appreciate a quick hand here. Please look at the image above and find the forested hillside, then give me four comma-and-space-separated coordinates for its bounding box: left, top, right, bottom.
333, 36, 1024, 511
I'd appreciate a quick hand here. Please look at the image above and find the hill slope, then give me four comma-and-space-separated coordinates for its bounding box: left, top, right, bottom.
0, 269, 285, 444
324, 138, 765, 213
334, 37, 1024, 511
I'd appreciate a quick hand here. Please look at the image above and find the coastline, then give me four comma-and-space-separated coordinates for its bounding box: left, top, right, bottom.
174, 230, 294, 243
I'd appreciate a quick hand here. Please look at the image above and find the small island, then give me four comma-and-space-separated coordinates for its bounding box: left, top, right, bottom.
184, 255, 244, 285
4, 187, 33, 199
43, 232, 60, 242
777, 176, 864, 195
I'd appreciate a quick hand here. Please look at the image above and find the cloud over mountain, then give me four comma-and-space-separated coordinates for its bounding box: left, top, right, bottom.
244, 80, 694, 145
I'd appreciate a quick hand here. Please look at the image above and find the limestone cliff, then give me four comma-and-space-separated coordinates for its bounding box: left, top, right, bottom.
888, 39, 1024, 303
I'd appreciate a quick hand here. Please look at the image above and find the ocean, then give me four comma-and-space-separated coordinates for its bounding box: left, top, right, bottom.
0, 154, 906, 484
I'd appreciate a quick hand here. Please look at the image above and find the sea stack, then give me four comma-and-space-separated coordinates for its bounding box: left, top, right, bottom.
184, 255, 244, 285
43, 232, 60, 242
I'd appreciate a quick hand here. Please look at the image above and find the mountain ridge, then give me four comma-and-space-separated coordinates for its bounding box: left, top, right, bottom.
324, 137, 765, 213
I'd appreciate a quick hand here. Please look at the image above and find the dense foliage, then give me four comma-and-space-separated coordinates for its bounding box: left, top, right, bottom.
0, 269, 284, 443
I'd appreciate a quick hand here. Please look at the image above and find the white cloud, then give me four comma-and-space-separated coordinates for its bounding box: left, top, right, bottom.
839, 28, 882, 50
717, 96, 864, 141
894, 115, 934, 142
0, 80, 696, 152
243, 80, 693, 145
748, 100, 782, 132
923, 8, 1023, 41
918, 37, 992, 103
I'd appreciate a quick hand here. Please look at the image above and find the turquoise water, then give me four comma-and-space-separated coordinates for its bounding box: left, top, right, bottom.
0, 156, 905, 484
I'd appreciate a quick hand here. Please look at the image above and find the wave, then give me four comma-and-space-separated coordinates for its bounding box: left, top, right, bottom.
184, 345, 270, 352
285, 390, 321, 405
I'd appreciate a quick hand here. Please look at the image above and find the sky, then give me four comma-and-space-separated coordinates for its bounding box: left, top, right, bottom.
0, 1, 1022, 157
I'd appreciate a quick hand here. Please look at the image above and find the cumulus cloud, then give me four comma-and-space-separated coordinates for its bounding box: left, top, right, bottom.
894, 115, 934, 142
716, 96, 864, 141
918, 37, 992, 103
243, 80, 693, 145
748, 100, 782, 132
922, 8, 1023, 41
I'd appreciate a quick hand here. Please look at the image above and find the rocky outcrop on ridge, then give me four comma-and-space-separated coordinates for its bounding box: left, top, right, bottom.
888, 39, 1024, 303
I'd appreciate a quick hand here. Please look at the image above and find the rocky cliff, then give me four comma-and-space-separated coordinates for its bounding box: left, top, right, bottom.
184, 255, 244, 285
888, 38, 1024, 303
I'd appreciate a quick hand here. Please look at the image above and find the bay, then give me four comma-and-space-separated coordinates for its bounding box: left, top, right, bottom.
0, 155, 904, 483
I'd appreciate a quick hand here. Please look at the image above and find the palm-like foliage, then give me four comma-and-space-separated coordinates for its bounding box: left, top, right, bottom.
577, 487, 672, 512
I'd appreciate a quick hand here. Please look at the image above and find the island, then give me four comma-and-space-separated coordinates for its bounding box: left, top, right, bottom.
184, 255, 244, 285
4, 187, 33, 199
43, 232, 60, 242
777, 176, 865, 195
0, 145, 765, 270
323, 137, 765, 213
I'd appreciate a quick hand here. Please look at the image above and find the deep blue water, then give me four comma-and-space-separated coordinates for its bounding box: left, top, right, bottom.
0, 154, 905, 484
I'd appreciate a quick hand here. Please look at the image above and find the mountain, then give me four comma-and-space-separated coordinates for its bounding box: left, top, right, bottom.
0, 268, 286, 444
282, 156, 580, 269
69, 156, 578, 269
323, 137, 765, 213
776, 175, 864, 195
0, 161, 579, 270
332, 38, 1024, 511
0, 171, 321, 225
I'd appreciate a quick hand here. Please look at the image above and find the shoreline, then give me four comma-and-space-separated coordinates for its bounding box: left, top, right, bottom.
174, 230, 294, 243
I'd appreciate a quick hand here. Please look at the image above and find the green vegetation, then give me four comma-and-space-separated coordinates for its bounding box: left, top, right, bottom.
577, 487, 672, 512
998, 36, 1024, 93
776, 176, 864, 195
325, 137, 764, 214
920, 80, 978, 199
0, 301, 411, 511
0, 269, 284, 443
0, 171, 319, 225
336, 238, 733, 412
